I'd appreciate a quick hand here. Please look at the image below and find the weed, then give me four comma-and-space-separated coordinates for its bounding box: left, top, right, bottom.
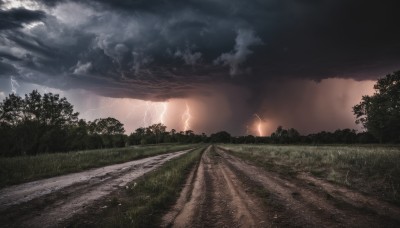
0, 144, 194, 188
93, 147, 204, 227
221, 144, 400, 204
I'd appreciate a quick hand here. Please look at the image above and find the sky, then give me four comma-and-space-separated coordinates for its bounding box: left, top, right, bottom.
0, 0, 399, 135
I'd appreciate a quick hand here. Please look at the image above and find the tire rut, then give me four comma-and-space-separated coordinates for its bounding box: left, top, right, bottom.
0, 150, 190, 228
218, 147, 400, 228
163, 146, 267, 228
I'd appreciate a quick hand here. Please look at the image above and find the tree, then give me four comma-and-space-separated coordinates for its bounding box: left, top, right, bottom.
90, 117, 125, 135
148, 123, 167, 143
0, 93, 24, 126
353, 71, 400, 142
270, 126, 301, 144
0, 90, 79, 128
0, 91, 81, 155
0, 90, 132, 155
39, 92, 79, 127
210, 131, 231, 143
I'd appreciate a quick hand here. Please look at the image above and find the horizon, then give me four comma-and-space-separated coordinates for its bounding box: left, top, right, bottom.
1, 0, 399, 135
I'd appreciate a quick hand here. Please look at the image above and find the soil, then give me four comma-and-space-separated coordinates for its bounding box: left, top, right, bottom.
162, 146, 267, 228
2, 145, 400, 228
162, 146, 400, 227
0, 149, 190, 228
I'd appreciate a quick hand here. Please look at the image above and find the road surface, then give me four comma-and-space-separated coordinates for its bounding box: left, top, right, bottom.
0, 149, 190, 227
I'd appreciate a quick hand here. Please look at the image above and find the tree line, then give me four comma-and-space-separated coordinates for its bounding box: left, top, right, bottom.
0, 90, 126, 156
1, 71, 399, 156
230, 127, 378, 144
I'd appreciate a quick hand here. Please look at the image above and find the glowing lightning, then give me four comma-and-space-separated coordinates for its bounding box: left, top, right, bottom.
143, 101, 152, 127
182, 102, 192, 131
254, 114, 263, 136
142, 102, 168, 127
159, 102, 168, 124
10, 76, 19, 94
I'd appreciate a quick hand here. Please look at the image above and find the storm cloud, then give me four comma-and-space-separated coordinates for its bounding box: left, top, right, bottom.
0, 0, 399, 134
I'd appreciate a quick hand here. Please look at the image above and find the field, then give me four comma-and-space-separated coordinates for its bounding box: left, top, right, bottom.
0, 144, 193, 188
221, 144, 400, 204
1, 144, 400, 227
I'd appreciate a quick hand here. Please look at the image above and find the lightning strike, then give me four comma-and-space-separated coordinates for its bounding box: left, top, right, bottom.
182, 102, 192, 131
158, 102, 168, 124
143, 101, 152, 127
254, 114, 263, 137
142, 102, 168, 127
10, 76, 20, 94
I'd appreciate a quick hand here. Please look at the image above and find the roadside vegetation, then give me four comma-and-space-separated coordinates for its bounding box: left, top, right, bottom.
221, 144, 400, 204
0, 144, 193, 188
70, 146, 204, 227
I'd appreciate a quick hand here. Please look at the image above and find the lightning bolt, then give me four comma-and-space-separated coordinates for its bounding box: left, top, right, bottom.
254, 114, 263, 136
142, 101, 168, 127
182, 102, 192, 131
158, 102, 168, 124
143, 101, 152, 127
10, 76, 20, 94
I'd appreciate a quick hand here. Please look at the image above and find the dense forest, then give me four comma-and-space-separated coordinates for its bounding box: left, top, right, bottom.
0, 71, 399, 156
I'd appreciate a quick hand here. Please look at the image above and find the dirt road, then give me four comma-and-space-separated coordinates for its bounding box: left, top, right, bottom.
163, 146, 400, 227
162, 146, 267, 227
0, 149, 190, 228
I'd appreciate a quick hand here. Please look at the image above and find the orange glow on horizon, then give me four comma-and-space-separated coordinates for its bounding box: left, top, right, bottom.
254, 114, 264, 136
65, 78, 376, 135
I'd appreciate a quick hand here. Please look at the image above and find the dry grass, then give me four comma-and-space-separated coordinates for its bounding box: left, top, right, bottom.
221, 144, 400, 204
72, 147, 205, 227
0, 144, 194, 188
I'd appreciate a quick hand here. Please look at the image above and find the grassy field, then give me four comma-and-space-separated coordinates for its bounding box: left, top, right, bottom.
71, 146, 205, 227
221, 144, 400, 204
0, 144, 194, 188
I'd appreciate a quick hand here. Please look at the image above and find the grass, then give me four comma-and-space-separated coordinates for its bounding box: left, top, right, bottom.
0, 144, 194, 188
221, 144, 400, 204
76, 146, 204, 227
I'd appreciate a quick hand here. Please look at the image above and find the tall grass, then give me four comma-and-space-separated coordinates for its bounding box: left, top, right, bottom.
222, 144, 400, 204
0, 144, 194, 188
74, 146, 204, 227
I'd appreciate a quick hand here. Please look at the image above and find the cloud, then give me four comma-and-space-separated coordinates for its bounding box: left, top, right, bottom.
174, 46, 202, 66
214, 29, 262, 76
73, 61, 92, 75
0, 61, 18, 75
0, 0, 399, 135
0, 7, 45, 30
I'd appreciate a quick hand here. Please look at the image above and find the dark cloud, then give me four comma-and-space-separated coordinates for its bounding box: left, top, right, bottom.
0, 0, 399, 134
0, 61, 17, 75
0, 8, 45, 30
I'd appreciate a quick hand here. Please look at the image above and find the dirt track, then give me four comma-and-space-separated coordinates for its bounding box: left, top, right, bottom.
163, 146, 400, 227
0, 149, 190, 228
162, 146, 267, 227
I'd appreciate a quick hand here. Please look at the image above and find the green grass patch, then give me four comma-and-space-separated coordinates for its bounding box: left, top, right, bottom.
88, 146, 204, 227
0, 144, 194, 188
221, 144, 400, 204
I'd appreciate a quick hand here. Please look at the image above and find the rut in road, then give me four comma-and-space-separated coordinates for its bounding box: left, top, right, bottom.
162, 146, 267, 227
0, 149, 191, 228
218, 147, 400, 228
163, 146, 400, 228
